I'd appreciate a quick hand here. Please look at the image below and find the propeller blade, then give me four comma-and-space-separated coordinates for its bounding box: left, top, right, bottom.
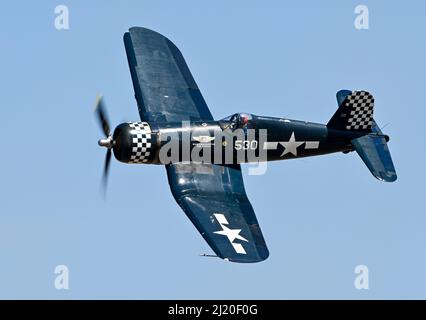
94, 95, 111, 137
101, 149, 112, 197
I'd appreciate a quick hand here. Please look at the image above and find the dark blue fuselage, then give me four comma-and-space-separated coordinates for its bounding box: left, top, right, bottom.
131, 113, 367, 165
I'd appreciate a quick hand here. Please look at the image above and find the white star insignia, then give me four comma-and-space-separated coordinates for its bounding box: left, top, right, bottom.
214, 224, 249, 243
213, 213, 249, 255
279, 132, 304, 157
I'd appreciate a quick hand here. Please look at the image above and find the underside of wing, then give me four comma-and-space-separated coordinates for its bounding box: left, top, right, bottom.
166, 163, 269, 263
124, 27, 213, 123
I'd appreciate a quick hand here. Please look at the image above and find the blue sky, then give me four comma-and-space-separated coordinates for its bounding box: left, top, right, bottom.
0, 1, 425, 299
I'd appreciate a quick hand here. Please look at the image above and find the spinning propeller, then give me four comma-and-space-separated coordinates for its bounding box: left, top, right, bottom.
94, 95, 115, 194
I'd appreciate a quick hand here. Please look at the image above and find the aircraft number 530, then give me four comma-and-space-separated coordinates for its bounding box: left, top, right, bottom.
235, 140, 258, 150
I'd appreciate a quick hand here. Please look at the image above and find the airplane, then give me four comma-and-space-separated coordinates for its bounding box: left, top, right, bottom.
94, 27, 397, 263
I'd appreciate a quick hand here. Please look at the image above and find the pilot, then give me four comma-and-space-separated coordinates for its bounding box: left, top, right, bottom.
230, 113, 249, 128
222, 113, 252, 131
238, 114, 250, 128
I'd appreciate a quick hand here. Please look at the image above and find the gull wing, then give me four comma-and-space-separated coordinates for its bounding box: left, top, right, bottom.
166, 163, 269, 263
124, 27, 213, 123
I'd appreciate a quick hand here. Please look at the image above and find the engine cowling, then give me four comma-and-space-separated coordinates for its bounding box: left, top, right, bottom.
112, 122, 157, 164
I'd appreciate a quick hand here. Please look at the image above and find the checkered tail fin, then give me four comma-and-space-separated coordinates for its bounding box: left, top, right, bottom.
327, 90, 374, 131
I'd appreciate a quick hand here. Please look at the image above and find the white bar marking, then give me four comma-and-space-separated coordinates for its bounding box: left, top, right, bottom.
305, 141, 320, 149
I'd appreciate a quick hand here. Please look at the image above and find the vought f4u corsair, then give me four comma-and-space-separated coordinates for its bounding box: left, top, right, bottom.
94, 27, 397, 263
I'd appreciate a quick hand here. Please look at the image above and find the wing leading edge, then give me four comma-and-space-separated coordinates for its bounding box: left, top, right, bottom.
124, 27, 213, 123
166, 163, 269, 263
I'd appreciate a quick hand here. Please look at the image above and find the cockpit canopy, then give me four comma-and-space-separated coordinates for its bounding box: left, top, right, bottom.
219, 113, 253, 130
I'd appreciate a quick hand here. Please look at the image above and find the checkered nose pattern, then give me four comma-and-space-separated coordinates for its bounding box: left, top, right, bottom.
128, 122, 152, 163
345, 91, 374, 130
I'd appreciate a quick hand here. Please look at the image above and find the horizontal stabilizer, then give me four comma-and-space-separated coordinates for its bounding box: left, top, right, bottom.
351, 121, 397, 182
